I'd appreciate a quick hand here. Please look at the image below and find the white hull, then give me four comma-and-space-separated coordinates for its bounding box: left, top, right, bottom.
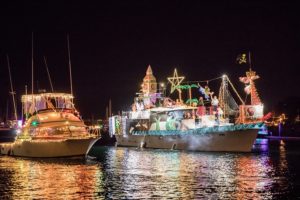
115, 129, 258, 152
0, 138, 98, 158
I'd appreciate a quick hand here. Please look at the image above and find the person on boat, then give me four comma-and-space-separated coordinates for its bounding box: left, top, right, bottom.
196, 96, 206, 117
132, 103, 137, 111
211, 96, 219, 110
211, 96, 219, 122
155, 97, 163, 107
163, 97, 173, 107
135, 98, 145, 111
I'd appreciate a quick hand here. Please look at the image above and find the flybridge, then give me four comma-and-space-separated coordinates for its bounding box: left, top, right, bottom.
21, 93, 75, 115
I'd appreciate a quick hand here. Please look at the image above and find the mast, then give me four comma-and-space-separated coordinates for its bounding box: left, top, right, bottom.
219, 75, 229, 117
43, 56, 54, 92
109, 99, 112, 117
106, 106, 109, 120
25, 85, 28, 120
31, 32, 35, 115
248, 51, 252, 72
6, 99, 8, 122
6, 55, 18, 121
31, 32, 34, 95
67, 35, 73, 97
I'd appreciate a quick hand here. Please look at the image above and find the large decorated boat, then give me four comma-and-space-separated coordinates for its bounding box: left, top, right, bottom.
0, 93, 98, 157
109, 64, 265, 152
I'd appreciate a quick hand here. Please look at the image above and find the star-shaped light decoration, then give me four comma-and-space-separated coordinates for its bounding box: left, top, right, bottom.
167, 68, 185, 93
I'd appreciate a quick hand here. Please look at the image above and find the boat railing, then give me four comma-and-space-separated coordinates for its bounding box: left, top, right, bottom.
132, 123, 264, 135
122, 110, 150, 119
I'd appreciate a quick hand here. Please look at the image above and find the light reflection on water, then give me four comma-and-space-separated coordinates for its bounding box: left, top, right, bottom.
0, 139, 299, 199
0, 157, 103, 199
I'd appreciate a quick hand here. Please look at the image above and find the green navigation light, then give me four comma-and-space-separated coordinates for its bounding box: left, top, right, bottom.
31, 120, 39, 127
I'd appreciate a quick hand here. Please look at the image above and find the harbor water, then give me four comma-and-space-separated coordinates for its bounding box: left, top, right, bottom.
0, 139, 300, 199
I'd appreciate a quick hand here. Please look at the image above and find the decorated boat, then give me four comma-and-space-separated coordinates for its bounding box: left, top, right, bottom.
0, 93, 98, 157
109, 63, 265, 152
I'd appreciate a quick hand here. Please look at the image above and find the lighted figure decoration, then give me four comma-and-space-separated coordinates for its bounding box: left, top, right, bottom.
167, 68, 185, 102
166, 112, 177, 130
142, 65, 157, 95
115, 118, 121, 134
198, 84, 213, 100
244, 85, 251, 94
239, 70, 261, 105
246, 107, 255, 116
154, 116, 161, 130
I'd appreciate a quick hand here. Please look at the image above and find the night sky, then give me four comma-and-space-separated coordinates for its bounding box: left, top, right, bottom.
1, 1, 300, 119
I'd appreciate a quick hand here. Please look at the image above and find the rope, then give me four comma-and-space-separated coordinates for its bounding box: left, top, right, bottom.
226, 76, 245, 105
182, 76, 223, 85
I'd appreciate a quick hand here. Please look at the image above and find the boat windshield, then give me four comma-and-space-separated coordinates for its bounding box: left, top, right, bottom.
29, 125, 88, 138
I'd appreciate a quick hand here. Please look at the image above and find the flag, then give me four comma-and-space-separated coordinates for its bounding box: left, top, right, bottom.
236, 53, 247, 64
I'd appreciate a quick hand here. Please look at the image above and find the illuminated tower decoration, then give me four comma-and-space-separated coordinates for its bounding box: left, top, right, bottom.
167, 68, 185, 102
239, 69, 261, 105
142, 65, 157, 95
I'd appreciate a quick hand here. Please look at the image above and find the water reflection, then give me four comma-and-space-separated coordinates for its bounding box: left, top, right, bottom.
0, 157, 102, 199
93, 147, 286, 199
0, 139, 298, 199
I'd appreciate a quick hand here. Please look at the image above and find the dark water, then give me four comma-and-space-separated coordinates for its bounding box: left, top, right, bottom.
1, 139, 300, 199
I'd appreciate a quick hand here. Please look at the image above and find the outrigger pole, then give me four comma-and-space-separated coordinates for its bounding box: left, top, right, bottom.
67, 34, 73, 97
6, 55, 18, 121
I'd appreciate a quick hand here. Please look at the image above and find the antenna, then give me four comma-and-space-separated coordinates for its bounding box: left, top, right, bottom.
43, 56, 54, 92
6, 55, 18, 121
67, 34, 73, 96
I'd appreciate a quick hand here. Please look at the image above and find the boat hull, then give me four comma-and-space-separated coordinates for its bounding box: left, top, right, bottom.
0, 128, 17, 143
0, 137, 98, 158
115, 129, 258, 152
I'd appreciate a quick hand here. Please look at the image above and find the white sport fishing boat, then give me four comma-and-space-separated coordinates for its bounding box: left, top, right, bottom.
0, 93, 98, 157
109, 65, 264, 152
